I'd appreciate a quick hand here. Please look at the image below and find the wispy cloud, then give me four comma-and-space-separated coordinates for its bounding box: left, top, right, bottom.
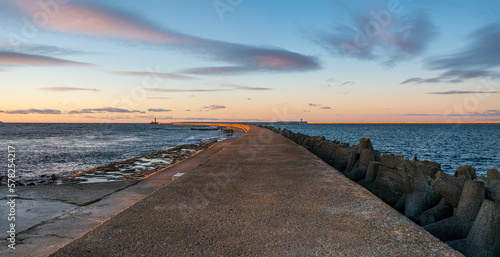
400, 77, 443, 84
402, 24, 500, 85
314, 4, 436, 64
427, 90, 500, 95
12, 1, 320, 74
37, 87, 100, 92
12, 0, 198, 45
427, 24, 500, 71
146, 88, 230, 93
68, 107, 144, 114
3, 108, 61, 114
178, 45, 320, 74
213, 82, 272, 91
136, 115, 172, 119
402, 110, 500, 117
0, 51, 89, 66
147, 108, 172, 112
112, 71, 194, 80
309, 103, 332, 109
340, 81, 354, 86
202, 105, 226, 110
3, 44, 88, 56
321, 78, 355, 90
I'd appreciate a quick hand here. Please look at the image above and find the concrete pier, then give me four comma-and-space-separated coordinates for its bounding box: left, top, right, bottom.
51, 125, 461, 256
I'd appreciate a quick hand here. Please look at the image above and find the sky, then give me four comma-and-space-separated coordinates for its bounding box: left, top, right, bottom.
0, 0, 499, 123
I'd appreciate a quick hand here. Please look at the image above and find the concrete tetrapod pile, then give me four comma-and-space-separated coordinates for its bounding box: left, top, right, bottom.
263, 126, 500, 257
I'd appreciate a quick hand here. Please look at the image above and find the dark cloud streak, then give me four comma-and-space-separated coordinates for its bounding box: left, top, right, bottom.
68, 107, 144, 114
402, 24, 500, 85
37, 87, 100, 92
3, 108, 61, 114
0, 51, 90, 66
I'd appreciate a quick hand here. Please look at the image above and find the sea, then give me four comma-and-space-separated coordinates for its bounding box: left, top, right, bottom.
0, 123, 498, 180
272, 123, 499, 177
0, 123, 227, 181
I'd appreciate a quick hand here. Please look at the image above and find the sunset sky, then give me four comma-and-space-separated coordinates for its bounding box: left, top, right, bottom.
0, 0, 499, 123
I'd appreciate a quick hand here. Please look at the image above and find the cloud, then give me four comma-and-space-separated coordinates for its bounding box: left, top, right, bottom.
146, 88, 230, 93
3, 108, 61, 114
303, 110, 311, 112
427, 24, 500, 71
12, 0, 197, 45
309, 103, 332, 109
3, 44, 87, 56
400, 77, 443, 84
147, 108, 172, 112
402, 110, 500, 117
340, 81, 354, 86
400, 70, 500, 85
136, 115, 172, 119
184, 109, 191, 112
68, 107, 144, 114
202, 105, 226, 110
178, 45, 320, 74
315, 6, 436, 64
322, 78, 355, 88
12, 1, 320, 74
427, 90, 500, 95
112, 71, 194, 80
471, 110, 500, 117
37, 87, 100, 92
402, 24, 500, 85
213, 82, 272, 91
0, 51, 89, 66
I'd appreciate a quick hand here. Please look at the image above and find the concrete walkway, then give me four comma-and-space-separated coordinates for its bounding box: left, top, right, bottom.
52, 126, 461, 256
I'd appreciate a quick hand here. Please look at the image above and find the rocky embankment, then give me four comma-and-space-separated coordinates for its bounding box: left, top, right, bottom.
262, 126, 499, 257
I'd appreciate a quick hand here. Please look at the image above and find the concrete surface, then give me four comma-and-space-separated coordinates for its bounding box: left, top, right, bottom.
51, 126, 462, 256
1, 131, 242, 257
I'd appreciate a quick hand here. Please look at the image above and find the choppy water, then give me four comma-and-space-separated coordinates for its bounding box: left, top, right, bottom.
272, 124, 500, 176
0, 123, 226, 180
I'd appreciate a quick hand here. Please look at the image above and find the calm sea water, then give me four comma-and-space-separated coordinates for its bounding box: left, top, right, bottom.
0, 123, 226, 180
273, 124, 500, 177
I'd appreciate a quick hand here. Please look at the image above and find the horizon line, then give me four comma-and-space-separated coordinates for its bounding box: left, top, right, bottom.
2, 121, 500, 124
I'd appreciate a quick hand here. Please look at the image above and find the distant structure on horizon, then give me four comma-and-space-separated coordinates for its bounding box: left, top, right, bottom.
149, 117, 159, 124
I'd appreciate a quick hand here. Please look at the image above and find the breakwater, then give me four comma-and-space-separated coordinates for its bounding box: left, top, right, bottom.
51, 125, 460, 256
262, 125, 500, 256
